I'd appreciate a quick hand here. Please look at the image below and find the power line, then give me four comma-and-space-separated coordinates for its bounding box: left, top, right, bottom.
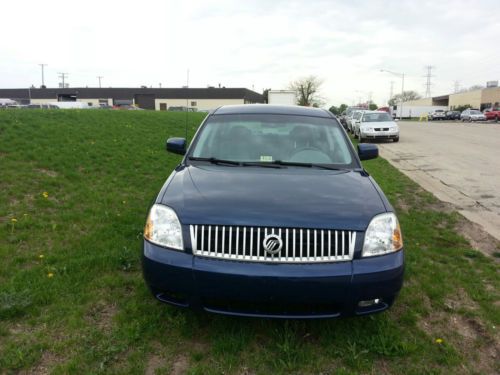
97, 76, 103, 88
424, 65, 434, 98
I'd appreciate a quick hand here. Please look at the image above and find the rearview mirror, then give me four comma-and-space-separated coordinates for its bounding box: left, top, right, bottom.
357, 143, 378, 160
166, 137, 186, 155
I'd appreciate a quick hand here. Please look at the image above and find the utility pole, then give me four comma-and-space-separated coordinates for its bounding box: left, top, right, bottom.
39, 64, 47, 87
380, 69, 405, 120
453, 80, 460, 93
97, 76, 103, 88
58, 72, 68, 88
424, 65, 434, 98
389, 81, 394, 104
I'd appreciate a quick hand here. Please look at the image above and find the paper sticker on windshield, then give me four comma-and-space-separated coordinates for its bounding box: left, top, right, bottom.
260, 155, 273, 162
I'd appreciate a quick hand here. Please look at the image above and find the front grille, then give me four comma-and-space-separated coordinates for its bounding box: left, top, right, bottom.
190, 225, 356, 263
374, 128, 389, 131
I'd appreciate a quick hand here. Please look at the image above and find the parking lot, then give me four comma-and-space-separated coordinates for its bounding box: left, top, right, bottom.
378, 120, 500, 241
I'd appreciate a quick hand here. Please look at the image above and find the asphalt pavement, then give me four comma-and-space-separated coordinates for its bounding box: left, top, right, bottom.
378, 120, 500, 241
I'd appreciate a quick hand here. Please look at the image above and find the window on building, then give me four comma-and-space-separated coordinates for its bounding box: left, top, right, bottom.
160, 103, 167, 111
88, 102, 93, 106
191, 101, 197, 107
99, 99, 108, 107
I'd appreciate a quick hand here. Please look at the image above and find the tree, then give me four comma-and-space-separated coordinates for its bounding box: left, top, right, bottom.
388, 91, 421, 106
468, 84, 485, 91
289, 76, 324, 107
369, 103, 378, 110
329, 103, 348, 116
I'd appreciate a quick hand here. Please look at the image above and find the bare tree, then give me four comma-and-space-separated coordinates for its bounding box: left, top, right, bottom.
289, 76, 324, 107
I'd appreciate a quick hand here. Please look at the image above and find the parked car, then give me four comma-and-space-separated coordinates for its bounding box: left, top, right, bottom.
428, 109, 446, 120
342, 106, 364, 131
460, 109, 486, 122
483, 108, 500, 121
142, 104, 405, 318
445, 111, 461, 120
347, 110, 365, 133
354, 111, 400, 142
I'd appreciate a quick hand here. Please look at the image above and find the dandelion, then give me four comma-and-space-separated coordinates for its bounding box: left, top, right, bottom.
11, 218, 17, 223
23, 213, 28, 217
47, 272, 54, 278
39, 254, 44, 259
42, 191, 49, 198
435, 338, 443, 344
122, 200, 126, 204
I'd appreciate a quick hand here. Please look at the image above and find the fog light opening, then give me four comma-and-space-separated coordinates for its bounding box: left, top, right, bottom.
358, 298, 381, 307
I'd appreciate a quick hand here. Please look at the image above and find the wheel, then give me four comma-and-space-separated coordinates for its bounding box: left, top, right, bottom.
495, 116, 499, 123
393, 137, 399, 143
469, 117, 472, 123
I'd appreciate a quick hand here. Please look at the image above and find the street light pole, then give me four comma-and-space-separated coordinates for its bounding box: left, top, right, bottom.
39, 64, 47, 87
380, 69, 405, 120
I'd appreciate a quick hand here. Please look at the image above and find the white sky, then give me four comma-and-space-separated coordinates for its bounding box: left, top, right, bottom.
1, 0, 499, 107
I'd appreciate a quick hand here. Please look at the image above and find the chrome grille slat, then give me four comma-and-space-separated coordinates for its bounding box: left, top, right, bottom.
190, 225, 357, 263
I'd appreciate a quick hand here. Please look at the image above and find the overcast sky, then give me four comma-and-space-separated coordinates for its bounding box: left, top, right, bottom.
1, 0, 499, 107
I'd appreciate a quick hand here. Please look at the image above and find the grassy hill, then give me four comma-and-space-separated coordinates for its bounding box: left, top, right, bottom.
0, 110, 498, 374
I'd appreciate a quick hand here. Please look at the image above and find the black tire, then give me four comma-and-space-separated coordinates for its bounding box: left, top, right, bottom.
394, 137, 399, 143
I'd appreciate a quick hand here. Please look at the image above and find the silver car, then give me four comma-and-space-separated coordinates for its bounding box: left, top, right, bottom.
460, 109, 486, 122
354, 111, 400, 143
348, 110, 365, 133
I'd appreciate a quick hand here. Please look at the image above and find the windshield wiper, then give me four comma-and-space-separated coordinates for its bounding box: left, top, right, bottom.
270, 160, 350, 171
188, 156, 241, 166
240, 161, 284, 169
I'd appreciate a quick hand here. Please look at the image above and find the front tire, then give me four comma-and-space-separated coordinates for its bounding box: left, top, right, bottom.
394, 136, 399, 143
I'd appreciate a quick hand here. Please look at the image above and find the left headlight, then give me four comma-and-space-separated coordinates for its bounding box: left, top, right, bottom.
362, 213, 403, 257
144, 204, 184, 250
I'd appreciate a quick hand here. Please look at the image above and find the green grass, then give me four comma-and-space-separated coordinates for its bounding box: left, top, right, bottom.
0, 110, 498, 374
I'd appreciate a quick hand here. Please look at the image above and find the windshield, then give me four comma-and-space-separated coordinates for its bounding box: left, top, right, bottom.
362, 112, 393, 122
190, 114, 355, 167
470, 110, 481, 114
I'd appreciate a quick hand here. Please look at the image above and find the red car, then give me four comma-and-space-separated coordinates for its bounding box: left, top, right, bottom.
484, 108, 500, 121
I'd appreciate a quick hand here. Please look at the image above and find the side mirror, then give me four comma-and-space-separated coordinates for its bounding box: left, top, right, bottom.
166, 137, 186, 155
357, 143, 378, 160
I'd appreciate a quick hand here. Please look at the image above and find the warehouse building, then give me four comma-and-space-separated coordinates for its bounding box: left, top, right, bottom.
403, 84, 500, 111
0, 87, 264, 111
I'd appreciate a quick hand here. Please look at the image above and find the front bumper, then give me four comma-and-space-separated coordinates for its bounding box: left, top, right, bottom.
361, 131, 399, 140
142, 241, 405, 318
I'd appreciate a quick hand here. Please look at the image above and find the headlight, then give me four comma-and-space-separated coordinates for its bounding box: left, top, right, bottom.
362, 213, 403, 257
144, 204, 184, 250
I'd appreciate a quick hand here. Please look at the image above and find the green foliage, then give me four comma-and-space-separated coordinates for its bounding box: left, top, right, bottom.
0, 110, 498, 374
369, 103, 378, 110
329, 103, 348, 116
454, 104, 472, 112
388, 90, 421, 106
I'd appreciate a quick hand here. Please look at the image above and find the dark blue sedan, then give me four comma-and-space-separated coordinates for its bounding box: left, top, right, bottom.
142, 105, 404, 318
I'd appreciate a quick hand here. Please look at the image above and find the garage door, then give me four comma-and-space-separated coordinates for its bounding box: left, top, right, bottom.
134, 94, 155, 110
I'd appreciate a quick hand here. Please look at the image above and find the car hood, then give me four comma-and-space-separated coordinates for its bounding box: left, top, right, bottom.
159, 165, 388, 231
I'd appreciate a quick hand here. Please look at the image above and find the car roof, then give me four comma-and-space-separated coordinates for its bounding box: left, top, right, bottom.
212, 104, 332, 118
361, 110, 386, 114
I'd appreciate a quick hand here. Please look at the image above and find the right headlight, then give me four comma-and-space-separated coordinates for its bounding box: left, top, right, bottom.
144, 204, 184, 250
362, 213, 403, 257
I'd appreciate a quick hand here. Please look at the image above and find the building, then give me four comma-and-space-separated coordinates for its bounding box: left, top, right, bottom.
0, 87, 264, 111
402, 84, 500, 111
